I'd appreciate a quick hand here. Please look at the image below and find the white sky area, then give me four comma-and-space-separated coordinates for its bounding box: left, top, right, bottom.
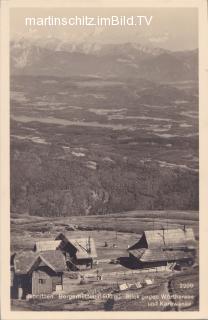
10, 7, 198, 51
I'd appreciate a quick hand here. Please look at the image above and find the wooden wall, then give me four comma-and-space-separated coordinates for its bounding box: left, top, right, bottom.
32, 266, 62, 295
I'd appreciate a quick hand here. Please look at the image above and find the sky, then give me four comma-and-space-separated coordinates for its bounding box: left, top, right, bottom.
10, 7, 198, 50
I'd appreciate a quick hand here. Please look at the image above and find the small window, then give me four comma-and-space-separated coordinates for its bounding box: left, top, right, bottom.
39, 279, 46, 284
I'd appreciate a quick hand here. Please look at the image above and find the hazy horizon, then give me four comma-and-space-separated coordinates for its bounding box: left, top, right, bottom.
10, 7, 198, 51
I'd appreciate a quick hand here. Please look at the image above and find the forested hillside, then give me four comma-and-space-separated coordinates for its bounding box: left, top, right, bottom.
11, 137, 198, 216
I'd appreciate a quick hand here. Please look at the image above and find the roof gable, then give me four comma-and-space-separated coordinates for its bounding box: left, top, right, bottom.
14, 250, 66, 274
70, 238, 97, 259
38, 251, 66, 272
128, 233, 148, 250
55, 233, 97, 259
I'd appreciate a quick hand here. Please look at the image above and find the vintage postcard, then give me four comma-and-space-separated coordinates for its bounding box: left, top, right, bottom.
1, 0, 208, 319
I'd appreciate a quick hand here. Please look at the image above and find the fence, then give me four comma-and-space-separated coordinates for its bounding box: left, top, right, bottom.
79, 265, 172, 283
102, 265, 172, 278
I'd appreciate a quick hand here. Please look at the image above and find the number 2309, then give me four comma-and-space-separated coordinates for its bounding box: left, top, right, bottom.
180, 283, 194, 289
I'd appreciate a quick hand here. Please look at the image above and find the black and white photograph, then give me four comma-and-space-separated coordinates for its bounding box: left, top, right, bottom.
1, 2, 206, 316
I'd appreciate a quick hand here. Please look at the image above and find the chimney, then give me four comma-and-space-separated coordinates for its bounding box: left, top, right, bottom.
88, 236, 91, 253
162, 227, 166, 246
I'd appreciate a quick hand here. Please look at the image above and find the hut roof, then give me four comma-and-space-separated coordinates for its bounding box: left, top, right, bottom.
129, 228, 196, 250
34, 240, 62, 252
14, 250, 66, 274
144, 228, 195, 248
38, 250, 66, 272
56, 233, 97, 259
14, 251, 36, 274
129, 248, 193, 263
70, 238, 97, 259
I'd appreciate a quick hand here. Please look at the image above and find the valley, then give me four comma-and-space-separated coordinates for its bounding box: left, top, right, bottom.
10, 72, 198, 216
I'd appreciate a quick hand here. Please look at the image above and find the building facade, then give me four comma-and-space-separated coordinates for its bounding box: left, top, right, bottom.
11, 250, 65, 299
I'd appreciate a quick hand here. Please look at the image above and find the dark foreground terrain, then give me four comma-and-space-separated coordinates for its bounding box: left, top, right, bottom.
11, 211, 199, 311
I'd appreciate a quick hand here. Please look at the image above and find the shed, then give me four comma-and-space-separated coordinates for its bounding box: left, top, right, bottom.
56, 232, 97, 270
128, 228, 196, 269
11, 250, 66, 299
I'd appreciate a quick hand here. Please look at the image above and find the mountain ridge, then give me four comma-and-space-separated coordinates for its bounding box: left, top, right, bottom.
10, 39, 198, 82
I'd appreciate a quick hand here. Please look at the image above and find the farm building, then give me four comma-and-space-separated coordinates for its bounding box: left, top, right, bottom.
11, 250, 66, 299
128, 228, 196, 268
55, 233, 97, 270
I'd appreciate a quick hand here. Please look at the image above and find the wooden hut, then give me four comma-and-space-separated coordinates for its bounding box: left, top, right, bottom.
128, 228, 196, 268
55, 233, 97, 270
11, 250, 66, 299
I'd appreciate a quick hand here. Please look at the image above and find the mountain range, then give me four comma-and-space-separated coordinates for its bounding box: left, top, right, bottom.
10, 38, 198, 82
